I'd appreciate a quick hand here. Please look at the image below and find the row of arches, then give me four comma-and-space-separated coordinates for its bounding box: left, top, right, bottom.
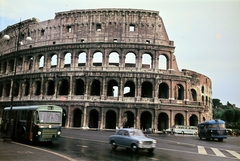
0, 49, 171, 75
68, 108, 200, 131
0, 77, 207, 104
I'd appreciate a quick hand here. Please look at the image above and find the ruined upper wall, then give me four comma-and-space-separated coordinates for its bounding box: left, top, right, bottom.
0, 8, 174, 55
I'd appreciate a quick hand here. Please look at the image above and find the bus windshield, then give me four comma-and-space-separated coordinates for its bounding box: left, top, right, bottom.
38, 111, 61, 123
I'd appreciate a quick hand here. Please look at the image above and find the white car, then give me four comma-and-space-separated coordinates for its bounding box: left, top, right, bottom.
109, 128, 156, 153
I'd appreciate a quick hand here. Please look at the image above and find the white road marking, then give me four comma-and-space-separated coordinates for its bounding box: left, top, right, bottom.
211, 148, 226, 157
13, 141, 76, 161
226, 150, 240, 159
198, 146, 207, 155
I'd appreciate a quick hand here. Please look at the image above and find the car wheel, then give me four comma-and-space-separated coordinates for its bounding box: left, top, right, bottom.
148, 148, 154, 153
111, 141, 117, 150
131, 144, 138, 153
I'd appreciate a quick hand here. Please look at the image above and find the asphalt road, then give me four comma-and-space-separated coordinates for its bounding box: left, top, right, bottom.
32, 128, 240, 161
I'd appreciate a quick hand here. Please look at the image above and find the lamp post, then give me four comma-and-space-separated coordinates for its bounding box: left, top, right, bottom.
2, 19, 32, 142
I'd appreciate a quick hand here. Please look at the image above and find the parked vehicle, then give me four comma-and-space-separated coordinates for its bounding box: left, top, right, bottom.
198, 119, 227, 142
164, 125, 198, 135
109, 128, 156, 153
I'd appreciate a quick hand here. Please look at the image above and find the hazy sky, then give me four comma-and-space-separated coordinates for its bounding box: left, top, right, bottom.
1, 0, 240, 107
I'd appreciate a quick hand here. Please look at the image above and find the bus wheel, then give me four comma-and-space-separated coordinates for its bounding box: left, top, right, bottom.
218, 138, 223, 142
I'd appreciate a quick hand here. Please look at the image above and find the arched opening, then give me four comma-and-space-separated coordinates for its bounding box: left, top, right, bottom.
73, 108, 82, 127
158, 83, 169, 99
124, 81, 135, 97
125, 52, 136, 67
47, 80, 55, 95
140, 111, 152, 131
23, 81, 30, 96
158, 113, 169, 131
34, 81, 41, 95
175, 84, 184, 100
159, 55, 167, 70
122, 111, 134, 128
105, 110, 116, 129
64, 52, 71, 67
78, 52, 86, 66
189, 114, 198, 126
39, 55, 44, 68
13, 82, 19, 97
59, 79, 69, 95
142, 53, 152, 69
75, 79, 84, 95
191, 89, 197, 101
109, 52, 119, 67
141, 81, 152, 98
93, 52, 102, 66
174, 113, 184, 125
51, 54, 57, 67
90, 80, 100, 96
89, 109, 99, 128
107, 79, 118, 97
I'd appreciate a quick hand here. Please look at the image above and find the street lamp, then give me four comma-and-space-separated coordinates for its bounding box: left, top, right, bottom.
2, 19, 32, 142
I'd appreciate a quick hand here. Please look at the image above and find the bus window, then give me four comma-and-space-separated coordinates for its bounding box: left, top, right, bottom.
38, 111, 61, 123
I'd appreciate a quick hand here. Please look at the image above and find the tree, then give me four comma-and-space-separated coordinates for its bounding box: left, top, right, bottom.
224, 109, 235, 122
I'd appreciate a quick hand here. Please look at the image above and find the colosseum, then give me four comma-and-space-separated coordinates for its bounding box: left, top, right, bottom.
0, 8, 212, 132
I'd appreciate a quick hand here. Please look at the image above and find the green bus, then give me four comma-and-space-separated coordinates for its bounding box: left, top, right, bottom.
1, 105, 62, 142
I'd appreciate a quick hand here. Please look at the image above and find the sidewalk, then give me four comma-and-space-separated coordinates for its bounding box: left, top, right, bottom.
0, 132, 73, 161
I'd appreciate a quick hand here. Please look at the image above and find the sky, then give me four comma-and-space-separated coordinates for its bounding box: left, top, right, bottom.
1, 0, 240, 107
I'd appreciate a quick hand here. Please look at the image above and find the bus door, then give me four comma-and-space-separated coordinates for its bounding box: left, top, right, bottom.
26, 111, 34, 141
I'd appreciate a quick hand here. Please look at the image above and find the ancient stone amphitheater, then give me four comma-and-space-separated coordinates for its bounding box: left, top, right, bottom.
0, 8, 212, 131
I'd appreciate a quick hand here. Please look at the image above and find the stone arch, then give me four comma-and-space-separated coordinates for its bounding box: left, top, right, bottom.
46, 80, 55, 95
158, 82, 169, 99
51, 54, 57, 67
27, 56, 33, 70
125, 52, 136, 67
124, 80, 135, 97
159, 54, 168, 70
174, 113, 184, 125
105, 110, 117, 129
90, 79, 101, 96
3, 61, 7, 74
22, 81, 30, 96
13, 82, 20, 97
9, 59, 14, 72
64, 52, 71, 67
58, 79, 69, 95
78, 52, 86, 66
141, 81, 152, 98
107, 79, 118, 97
33, 80, 41, 95
191, 89, 197, 101
73, 108, 82, 127
5, 81, 11, 97
75, 78, 84, 95
122, 111, 134, 128
93, 52, 103, 66
109, 52, 119, 67
189, 114, 198, 126
158, 112, 169, 131
175, 84, 184, 100
140, 111, 152, 130
39, 55, 44, 69
89, 109, 99, 128
142, 53, 152, 69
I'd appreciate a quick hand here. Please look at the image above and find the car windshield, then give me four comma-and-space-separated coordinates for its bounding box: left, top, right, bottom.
37, 111, 61, 123
129, 129, 145, 136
